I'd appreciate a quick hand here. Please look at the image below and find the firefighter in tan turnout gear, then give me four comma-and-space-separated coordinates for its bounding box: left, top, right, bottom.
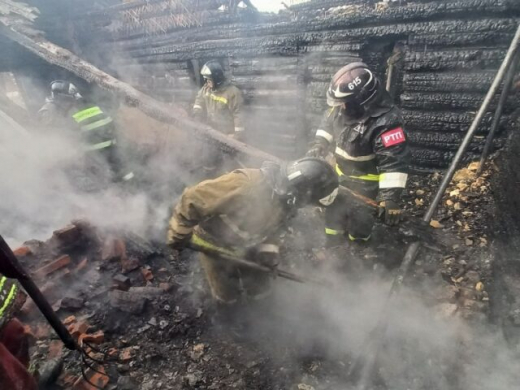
167, 158, 339, 304
192, 61, 245, 174
307, 62, 411, 246
38, 80, 134, 184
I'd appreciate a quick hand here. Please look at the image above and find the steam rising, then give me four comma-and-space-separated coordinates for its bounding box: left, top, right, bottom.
0, 114, 164, 246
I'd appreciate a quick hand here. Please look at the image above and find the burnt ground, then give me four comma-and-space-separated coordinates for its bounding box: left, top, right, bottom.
13, 160, 520, 390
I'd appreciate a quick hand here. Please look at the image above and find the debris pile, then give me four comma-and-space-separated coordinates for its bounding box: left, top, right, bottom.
404, 162, 496, 322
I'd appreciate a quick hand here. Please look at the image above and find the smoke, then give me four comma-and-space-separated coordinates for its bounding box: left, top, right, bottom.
241, 260, 520, 390
0, 109, 181, 246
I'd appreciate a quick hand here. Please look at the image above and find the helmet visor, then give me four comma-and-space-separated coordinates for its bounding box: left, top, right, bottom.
318, 187, 339, 206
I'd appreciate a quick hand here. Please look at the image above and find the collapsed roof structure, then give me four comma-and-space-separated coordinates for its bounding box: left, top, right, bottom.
1, 0, 519, 170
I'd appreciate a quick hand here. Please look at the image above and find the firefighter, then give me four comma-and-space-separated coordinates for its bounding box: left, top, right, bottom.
307, 62, 410, 246
192, 61, 245, 175
38, 80, 134, 184
0, 275, 61, 390
167, 157, 338, 305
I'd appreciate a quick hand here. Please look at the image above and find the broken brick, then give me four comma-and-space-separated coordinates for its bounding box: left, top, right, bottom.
60, 373, 77, 388
79, 330, 105, 346
121, 256, 139, 273
68, 321, 89, 339
107, 347, 118, 357
48, 340, 63, 359
141, 267, 153, 282
52, 225, 81, 248
63, 315, 77, 326
21, 282, 58, 315
119, 347, 134, 362
73, 366, 109, 390
33, 255, 71, 279
101, 237, 126, 262
13, 246, 32, 257
112, 274, 131, 291
76, 257, 88, 272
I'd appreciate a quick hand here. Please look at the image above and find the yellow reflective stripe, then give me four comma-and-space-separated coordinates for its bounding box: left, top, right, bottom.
0, 277, 6, 291
191, 234, 237, 257
349, 234, 371, 242
87, 140, 116, 151
72, 106, 103, 123
0, 284, 17, 318
81, 117, 113, 132
325, 228, 344, 236
209, 94, 228, 104
336, 165, 379, 181
349, 174, 380, 182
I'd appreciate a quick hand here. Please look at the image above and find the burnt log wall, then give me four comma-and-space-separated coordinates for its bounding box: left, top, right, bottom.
33, 0, 520, 170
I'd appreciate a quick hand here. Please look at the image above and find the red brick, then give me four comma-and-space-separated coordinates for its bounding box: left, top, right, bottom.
141, 268, 153, 282
67, 321, 89, 339
76, 257, 88, 272
101, 237, 126, 262
48, 340, 63, 359
73, 366, 108, 390
121, 257, 139, 273
33, 255, 71, 279
63, 315, 77, 326
79, 330, 104, 346
119, 347, 134, 362
52, 225, 81, 247
21, 282, 58, 315
107, 347, 118, 357
13, 246, 32, 257
60, 373, 77, 388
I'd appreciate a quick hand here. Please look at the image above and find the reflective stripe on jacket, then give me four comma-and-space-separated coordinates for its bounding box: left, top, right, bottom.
0, 276, 19, 331
72, 106, 116, 151
193, 82, 245, 135
168, 169, 289, 250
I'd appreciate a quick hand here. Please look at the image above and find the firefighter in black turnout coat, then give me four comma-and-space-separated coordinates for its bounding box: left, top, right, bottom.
307, 62, 411, 246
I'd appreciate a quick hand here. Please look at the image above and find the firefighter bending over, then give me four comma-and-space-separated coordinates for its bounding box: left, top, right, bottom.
167, 158, 338, 305
307, 62, 410, 246
38, 81, 134, 184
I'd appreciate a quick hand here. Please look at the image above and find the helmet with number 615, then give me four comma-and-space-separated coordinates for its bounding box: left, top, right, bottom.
326, 62, 381, 110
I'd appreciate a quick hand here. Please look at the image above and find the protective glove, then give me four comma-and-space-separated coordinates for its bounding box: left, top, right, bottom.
306, 144, 327, 158
250, 244, 280, 276
378, 200, 403, 226
167, 233, 192, 251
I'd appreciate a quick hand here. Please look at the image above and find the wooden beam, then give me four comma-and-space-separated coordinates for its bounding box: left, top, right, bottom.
0, 24, 282, 165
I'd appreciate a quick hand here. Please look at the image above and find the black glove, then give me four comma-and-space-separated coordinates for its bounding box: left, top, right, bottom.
378, 200, 403, 226
306, 144, 327, 158
168, 233, 192, 251
250, 244, 280, 275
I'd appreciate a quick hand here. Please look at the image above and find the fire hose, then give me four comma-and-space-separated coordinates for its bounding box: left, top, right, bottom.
0, 235, 110, 389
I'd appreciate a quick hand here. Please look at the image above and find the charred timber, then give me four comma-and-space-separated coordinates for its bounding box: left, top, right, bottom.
404, 49, 507, 72
0, 25, 280, 166
96, 0, 520, 50
402, 72, 497, 93
400, 92, 520, 112
402, 110, 514, 134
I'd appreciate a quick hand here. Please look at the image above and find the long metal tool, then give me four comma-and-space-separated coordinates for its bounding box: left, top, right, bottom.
188, 241, 329, 286
0, 235, 109, 389
477, 50, 520, 176
351, 24, 520, 389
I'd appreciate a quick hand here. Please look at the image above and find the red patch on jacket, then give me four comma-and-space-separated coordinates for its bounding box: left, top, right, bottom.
381, 127, 406, 147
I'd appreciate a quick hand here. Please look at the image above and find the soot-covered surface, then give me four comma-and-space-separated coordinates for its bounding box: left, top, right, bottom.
13, 163, 512, 390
